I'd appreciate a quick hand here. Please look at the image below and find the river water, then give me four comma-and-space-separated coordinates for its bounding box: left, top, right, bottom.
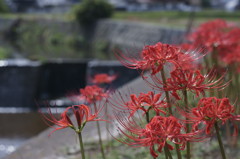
0, 138, 25, 158
0, 108, 51, 158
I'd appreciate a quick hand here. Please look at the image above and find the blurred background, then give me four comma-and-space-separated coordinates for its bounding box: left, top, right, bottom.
0, 0, 239, 158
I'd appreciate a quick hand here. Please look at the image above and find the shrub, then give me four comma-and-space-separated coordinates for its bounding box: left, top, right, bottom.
72, 0, 114, 26
0, 0, 9, 13
0, 47, 10, 59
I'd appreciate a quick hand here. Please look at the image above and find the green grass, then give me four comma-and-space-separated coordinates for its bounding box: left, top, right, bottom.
1, 9, 240, 22
113, 10, 240, 19
0, 13, 70, 21
112, 10, 240, 28
0, 10, 240, 29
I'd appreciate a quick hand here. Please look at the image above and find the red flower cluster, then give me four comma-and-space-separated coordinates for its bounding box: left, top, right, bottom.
187, 19, 240, 68
91, 73, 117, 85
70, 85, 108, 103
116, 42, 186, 75
217, 28, 240, 65
111, 91, 168, 118
111, 19, 240, 158
40, 104, 105, 135
116, 115, 201, 158
188, 19, 231, 51
175, 51, 201, 71
181, 97, 240, 135
151, 69, 227, 99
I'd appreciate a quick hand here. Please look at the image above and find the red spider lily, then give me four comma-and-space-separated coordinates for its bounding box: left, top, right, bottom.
40, 104, 105, 135
91, 73, 117, 84
69, 85, 108, 103
115, 115, 202, 158
109, 91, 168, 118
188, 19, 233, 51
180, 97, 240, 135
80, 85, 108, 103
176, 52, 198, 71
175, 50, 204, 71
219, 45, 240, 65
149, 69, 228, 99
116, 42, 181, 75
178, 44, 207, 71
217, 28, 240, 65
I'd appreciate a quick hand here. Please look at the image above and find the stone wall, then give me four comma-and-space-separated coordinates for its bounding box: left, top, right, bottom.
94, 20, 185, 50
0, 18, 186, 50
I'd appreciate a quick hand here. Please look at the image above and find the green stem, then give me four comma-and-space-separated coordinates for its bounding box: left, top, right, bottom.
214, 123, 227, 159
105, 104, 112, 151
160, 67, 173, 115
204, 56, 210, 72
146, 111, 157, 159
235, 71, 240, 105
211, 46, 219, 67
225, 120, 231, 146
183, 89, 191, 159
78, 132, 86, 159
96, 119, 106, 159
164, 146, 173, 159
164, 147, 169, 159
94, 103, 106, 159
212, 47, 220, 97
160, 67, 182, 159
146, 111, 150, 123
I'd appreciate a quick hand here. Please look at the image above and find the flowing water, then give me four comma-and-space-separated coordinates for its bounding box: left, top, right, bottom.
0, 138, 25, 158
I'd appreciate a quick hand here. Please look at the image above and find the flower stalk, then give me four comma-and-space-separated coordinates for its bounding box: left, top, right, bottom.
164, 148, 169, 159
78, 132, 86, 159
161, 67, 182, 159
214, 123, 227, 159
160, 67, 173, 115
183, 89, 191, 159
164, 145, 173, 159
93, 103, 106, 159
96, 120, 106, 159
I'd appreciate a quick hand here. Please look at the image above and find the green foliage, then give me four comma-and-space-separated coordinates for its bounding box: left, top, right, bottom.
72, 0, 114, 26
9, 22, 87, 60
0, 0, 9, 13
93, 41, 110, 59
5, 21, 112, 60
0, 47, 10, 59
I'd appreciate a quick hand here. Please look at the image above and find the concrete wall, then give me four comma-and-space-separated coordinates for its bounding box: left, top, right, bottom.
0, 60, 139, 108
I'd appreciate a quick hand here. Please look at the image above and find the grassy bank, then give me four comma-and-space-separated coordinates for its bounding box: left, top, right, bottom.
1, 10, 239, 28
112, 10, 240, 28
113, 10, 240, 20
0, 13, 69, 21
